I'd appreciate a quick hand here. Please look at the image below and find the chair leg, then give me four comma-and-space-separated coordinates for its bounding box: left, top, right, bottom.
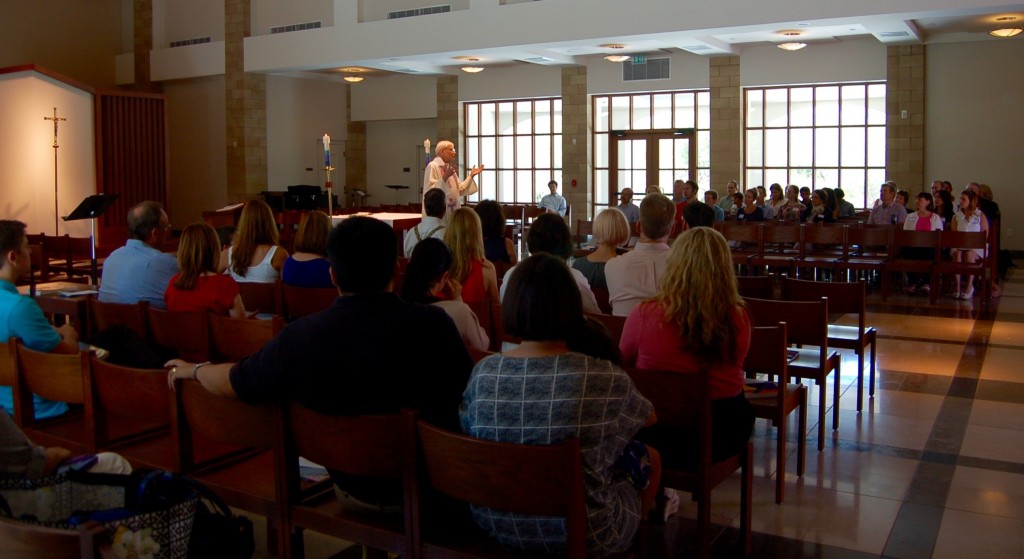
817, 381, 826, 451
797, 386, 807, 477
856, 346, 864, 412
775, 410, 786, 504
869, 335, 877, 397
741, 443, 752, 557
832, 363, 841, 431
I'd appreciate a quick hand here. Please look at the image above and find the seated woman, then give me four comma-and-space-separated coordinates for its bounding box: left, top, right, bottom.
736, 188, 765, 222
620, 226, 754, 467
571, 207, 630, 289
400, 238, 489, 352
220, 199, 289, 283
801, 189, 836, 223
951, 189, 989, 300
461, 253, 656, 556
777, 184, 805, 222
902, 192, 943, 294
474, 200, 517, 266
282, 211, 333, 289
443, 208, 499, 308
165, 223, 245, 318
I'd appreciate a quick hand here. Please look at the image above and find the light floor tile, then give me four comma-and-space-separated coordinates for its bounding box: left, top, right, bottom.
947, 466, 1024, 520
876, 338, 962, 377
979, 347, 1024, 383
933, 509, 1023, 559
968, 399, 1024, 431
847, 312, 975, 342
838, 387, 945, 420
802, 491, 902, 555
960, 424, 1024, 464
825, 406, 935, 451
989, 321, 1024, 348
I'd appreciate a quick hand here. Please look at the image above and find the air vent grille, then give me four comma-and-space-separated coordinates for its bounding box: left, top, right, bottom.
388, 5, 451, 19
623, 57, 670, 81
270, 21, 322, 34
169, 37, 211, 48
878, 31, 910, 38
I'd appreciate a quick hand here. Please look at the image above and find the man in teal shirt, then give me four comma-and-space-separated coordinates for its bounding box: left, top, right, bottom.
0, 220, 79, 419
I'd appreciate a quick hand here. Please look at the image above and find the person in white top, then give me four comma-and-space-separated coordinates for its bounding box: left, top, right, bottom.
404, 188, 447, 258
539, 180, 568, 216
950, 190, 989, 300
605, 193, 676, 316
219, 199, 288, 283
499, 214, 600, 314
422, 140, 483, 221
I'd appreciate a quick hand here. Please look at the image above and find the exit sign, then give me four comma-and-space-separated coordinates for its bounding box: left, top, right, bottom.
632, 55, 646, 64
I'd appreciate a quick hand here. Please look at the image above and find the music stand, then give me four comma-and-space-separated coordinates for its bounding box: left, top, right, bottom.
384, 184, 410, 205
63, 193, 120, 282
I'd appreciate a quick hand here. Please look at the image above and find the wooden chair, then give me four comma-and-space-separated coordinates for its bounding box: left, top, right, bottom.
736, 274, 773, 300
743, 323, 807, 504
66, 236, 99, 284
88, 299, 148, 340
627, 368, 752, 559
281, 283, 337, 321
145, 307, 210, 362
0, 338, 15, 393
795, 224, 847, 280
584, 311, 626, 348
172, 379, 291, 557
884, 229, 941, 300
284, 405, 418, 558
750, 223, 802, 276
743, 297, 840, 451
591, 286, 612, 314
780, 276, 878, 411
933, 230, 990, 303
208, 314, 284, 362
0, 517, 106, 559
11, 340, 93, 454
238, 280, 282, 316
26, 244, 50, 287
718, 222, 762, 274
575, 219, 593, 247
834, 225, 891, 283
416, 419, 589, 559
41, 234, 71, 281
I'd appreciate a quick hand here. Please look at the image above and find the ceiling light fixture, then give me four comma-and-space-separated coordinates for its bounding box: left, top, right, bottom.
460, 66, 484, 73
777, 42, 807, 51
990, 18, 1022, 37
343, 76, 364, 83
604, 55, 630, 62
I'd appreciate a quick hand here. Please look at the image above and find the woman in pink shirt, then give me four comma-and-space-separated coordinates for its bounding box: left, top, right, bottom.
620, 226, 754, 467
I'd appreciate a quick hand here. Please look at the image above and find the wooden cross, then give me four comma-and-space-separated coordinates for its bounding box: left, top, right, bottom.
43, 106, 66, 148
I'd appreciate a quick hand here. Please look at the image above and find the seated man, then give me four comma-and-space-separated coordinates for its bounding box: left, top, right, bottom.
99, 201, 179, 309
539, 180, 567, 216
606, 194, 675, 316
868, 182, 908, 225
404, 188, 447, 258
166, 216, 473, 510
0, 220, 79, 419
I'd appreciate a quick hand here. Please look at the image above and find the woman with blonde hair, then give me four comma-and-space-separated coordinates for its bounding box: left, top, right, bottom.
282, 211, 332, 288
165, 223, 245, 318
572, 207, 629, 289
620, 226, 754, 466
951, 189, 989, 299
219, 199, 289, 283
443, 207, 498, 307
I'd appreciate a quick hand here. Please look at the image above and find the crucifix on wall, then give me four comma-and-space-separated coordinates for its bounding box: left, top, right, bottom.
43, 106, 67, 235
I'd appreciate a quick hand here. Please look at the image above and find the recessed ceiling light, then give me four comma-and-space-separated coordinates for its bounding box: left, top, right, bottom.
778, 42, 808, 51
990, 27, 1023, 37
604, 55, 630, 62
460, 66, 484, 73
454, 56, 481, 62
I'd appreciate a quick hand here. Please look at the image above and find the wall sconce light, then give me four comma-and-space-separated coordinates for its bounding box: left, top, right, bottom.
343, 76, 364, 83
777, 42, 808, 51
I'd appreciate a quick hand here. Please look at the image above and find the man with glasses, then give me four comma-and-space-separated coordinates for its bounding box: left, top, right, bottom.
423, 140, 483, 220
98, 200, 179, 308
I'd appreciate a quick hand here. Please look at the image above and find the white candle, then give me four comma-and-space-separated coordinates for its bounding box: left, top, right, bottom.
323, 133, 331, 166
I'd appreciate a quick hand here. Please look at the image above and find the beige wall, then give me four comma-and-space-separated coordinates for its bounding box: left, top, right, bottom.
365, 119, 437, 205
164, 75, 227, 225
927, 39, 1024, 250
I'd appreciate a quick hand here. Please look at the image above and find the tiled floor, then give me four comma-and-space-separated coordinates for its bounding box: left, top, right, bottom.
251, 269, 1024, 558
655, 269, 1024, 558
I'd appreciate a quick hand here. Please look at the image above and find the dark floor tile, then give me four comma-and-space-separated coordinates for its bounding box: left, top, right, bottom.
957, 455, 1024, 475
975, 379, 1024, 404
895, 372, 951, 396
945, 377, 978, 398
903, 462, 956, 507
882, 502, 944, 559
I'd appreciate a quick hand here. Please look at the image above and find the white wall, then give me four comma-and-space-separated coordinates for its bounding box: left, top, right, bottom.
587, 51, 710, 94
266, 74, 349, 191
458, 64, 561, 101
351, 74, 437, 121
926, 39, 1024, 251
253, 0, 334, 35
154, 0, 224, 46
741, 38, 887, 86
0, 71, 96, 237
365, 119, 437, 205
164, 76, 227, 225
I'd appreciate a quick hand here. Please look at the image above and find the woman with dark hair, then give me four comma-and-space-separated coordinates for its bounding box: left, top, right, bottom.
166, 223, 245, 317
473, 200, 517, 265
400, 238, 489, 352
777, 184, 805, 222
219, 199, 289, 283
802, 189, 836, 223
620, 227, 754, 467
282, 211, 332, 288
934, 189, 954, 227
460, 253, 656, 556
902, 192, 943, 295
736, 189, 765, 222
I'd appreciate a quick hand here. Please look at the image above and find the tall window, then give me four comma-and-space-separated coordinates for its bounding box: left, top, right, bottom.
745, 82, 886, 209
463, 98, 562, 204
592, 91, 711, 212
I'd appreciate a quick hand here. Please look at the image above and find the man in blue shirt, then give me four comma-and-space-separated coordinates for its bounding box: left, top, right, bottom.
539, 180, 567, 216
98, 201, 179, 309
0, 220, 79, 419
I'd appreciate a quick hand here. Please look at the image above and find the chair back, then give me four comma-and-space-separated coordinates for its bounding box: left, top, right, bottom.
720, 222, 763, 245
591, 286, 612, 314
145, 307, 210, 362
281, 283, 336, 320
0, 338, 15, 388
893, 229, 941, 253
846, 225, 892, 256
89, 299, 148, 340
737, 275, 773, 300
67, 236, 98, 283
14, 341, 89, 407
743, 297, 829, 349
87, 353, 170, 428
416, 420, 587, 557
940, 230, 988, 257
576, 219, 593, 247
803, 223, 847, 249
208, 314, 284, 362
238, 280, 282, 316
780, 276, 866, 317
174, 379, 279, 465
584, 311, 626, 347
743, 323, 790, 388
288, 404, 413, 480
761, 223, 803, 249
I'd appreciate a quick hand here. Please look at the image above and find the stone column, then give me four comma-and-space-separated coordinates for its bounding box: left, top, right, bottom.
225, 0, 267, 199
886, 45, 925, 191
435, 76, 459, 145
561, 67, 591, 221
345, 85, 367, 207
131, 0, 159, 92
710, 56, 742, 190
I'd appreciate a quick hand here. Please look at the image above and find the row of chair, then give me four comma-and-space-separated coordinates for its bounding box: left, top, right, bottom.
25, 233, 101, 285
717, 221, 996, 302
